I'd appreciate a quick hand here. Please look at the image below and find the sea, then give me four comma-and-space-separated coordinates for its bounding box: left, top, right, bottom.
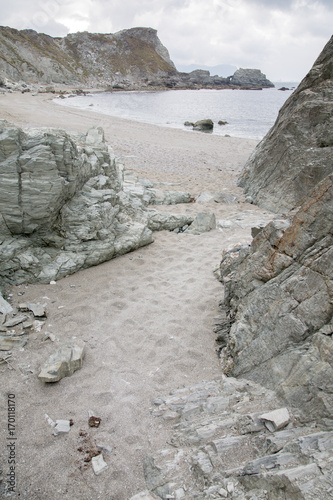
55, 83, 299, 140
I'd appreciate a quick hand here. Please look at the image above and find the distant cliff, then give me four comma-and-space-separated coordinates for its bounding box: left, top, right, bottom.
0, 26, 274, 90
0, 26, 177, 88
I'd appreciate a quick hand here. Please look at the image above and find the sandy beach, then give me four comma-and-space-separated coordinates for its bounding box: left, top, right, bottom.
0, 92, 274, 499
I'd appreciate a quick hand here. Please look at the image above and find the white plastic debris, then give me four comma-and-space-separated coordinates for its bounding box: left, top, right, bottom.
91, 453, 108, 475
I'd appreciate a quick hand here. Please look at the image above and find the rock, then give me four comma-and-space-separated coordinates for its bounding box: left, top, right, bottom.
192, 119, 214, 131
195, 192, 238, 204
0, 335, 28, 351
91, 453, 108, 475
229, 68, 274, 87
0, 27, 176, 88
147, 210, 194, 232
0, 121, 157, 290
19, 302, 46, 317
0, 295, 13, 314
219, 173, 333, 421
38, 343, 85, 382
4, 314, 28, 327
259, 408, 290, 432
238, 36, 333, 212
53, 420, 71, 435
186, 212, 216, 234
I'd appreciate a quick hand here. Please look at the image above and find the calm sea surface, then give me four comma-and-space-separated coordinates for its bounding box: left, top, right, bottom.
55, 83, 298, 140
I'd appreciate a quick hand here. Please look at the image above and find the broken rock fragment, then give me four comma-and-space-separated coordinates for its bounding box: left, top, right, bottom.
38, 343, 85, 382
91, 453, 108, 475
260, 408, 290, 432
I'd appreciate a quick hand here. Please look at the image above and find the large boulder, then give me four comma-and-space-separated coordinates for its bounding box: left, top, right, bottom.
219, 173, 333, 422
0, 121, 155, 289
229, 68, 274, 88
238, 36, 333, 213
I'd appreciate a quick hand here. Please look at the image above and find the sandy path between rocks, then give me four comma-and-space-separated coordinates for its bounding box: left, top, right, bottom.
0, 92, 274, 499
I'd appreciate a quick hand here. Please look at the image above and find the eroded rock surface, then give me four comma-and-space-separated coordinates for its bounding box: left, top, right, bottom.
238, 36, 333, 213
0, 121, 197, 291
219, 174, 333, 422
140, 376, 333, 499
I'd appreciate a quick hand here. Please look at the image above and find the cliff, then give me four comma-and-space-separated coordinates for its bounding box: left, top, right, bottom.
0, 26, 177, 88
238, 35, 333, 212
0, 26, 274, 90
219, 37, 333, 422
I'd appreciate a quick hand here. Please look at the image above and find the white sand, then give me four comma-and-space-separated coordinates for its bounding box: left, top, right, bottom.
0, 92, 273, 499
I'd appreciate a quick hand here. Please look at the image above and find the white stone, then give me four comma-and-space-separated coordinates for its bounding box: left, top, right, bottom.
91, 454, 108, 475
53, 420, 70, 435
0, 295, 13, 315
260, 408, 290, 432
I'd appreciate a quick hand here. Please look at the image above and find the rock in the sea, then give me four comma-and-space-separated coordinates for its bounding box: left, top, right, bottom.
38, 343, 85, 382
238, 36, 333, 212
229, 68, 274, 88
192, 119, 214, 131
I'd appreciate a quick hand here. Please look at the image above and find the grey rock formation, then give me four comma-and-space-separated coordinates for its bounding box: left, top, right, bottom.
142, 376, 333, 499
238, 36, 333, 213
0, 120, 154, 290
0, 121, 201, 291
0, 26, 274, 91
0, 27, 176, 88
229, 68, 274, 88
219, 173, 333, 422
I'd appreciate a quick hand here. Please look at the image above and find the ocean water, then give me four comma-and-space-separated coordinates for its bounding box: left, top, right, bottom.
55, 83, 298, 140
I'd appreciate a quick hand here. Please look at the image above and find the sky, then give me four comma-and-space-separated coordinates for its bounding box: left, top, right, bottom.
1, 0, 332, 81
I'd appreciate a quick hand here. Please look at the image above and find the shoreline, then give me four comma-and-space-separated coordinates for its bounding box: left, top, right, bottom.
0, 91, 258, 194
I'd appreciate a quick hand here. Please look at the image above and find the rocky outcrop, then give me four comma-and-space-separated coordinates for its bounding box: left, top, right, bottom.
0, 25, 274, 90
134, 375, 333, 499
219, 173, 333, 422
238, 36, 333, 213
0, 121, 195, 291
229, 68, 274, 88
0, 26, 176, 88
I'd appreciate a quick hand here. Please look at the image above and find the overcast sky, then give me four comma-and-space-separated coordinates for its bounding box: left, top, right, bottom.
1, 0, 332, 81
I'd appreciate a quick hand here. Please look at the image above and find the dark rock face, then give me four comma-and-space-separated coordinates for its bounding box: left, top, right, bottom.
219, 173, 333, 422
238, 36, 333, 213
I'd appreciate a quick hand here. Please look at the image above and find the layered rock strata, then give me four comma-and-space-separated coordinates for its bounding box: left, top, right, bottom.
238, 35, 333, 213
219, 173, 333, 423
0, 121, 194, 291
